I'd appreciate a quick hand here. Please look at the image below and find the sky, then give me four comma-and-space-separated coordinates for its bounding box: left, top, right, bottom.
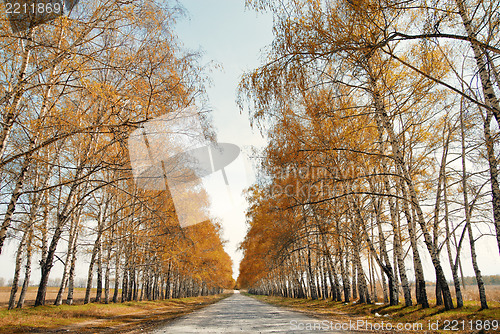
173, 0, 274, 280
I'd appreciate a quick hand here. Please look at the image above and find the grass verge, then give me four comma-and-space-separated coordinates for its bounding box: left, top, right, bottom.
245, 293, 500, 333
0, 293, 231, 334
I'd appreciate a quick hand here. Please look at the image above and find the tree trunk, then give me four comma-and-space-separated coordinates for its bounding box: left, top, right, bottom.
112, 250, 120, 303
18, 184, 51, 308
65, 238, 78, 305
84, 234, 101, 304
104, 242, 111, 304
0, 157, 31, 255
8, 231, 27, 309
397, 177, 429, 307
483, 107, 500, 256
443, 174, 463, 308
378, 135, 412, 306
435, 279, 443, 306
351, 251, 357, 300
455, 0, 500, 127
354, 238, 370, 304
456, 0, 500, 255
339, 242, 350, 302
392, 195, 412, 306
0, 31, 33, 165
55, 213, 79, 306
460, 106, 488, 310
121, 266, 129, 302
306, 241, 318, 300
17, 230, 33, 309
95, 241, 103, 303
35, 217, 65, 306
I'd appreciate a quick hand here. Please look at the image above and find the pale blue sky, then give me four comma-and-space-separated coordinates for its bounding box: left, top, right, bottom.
174, 0, 274, 279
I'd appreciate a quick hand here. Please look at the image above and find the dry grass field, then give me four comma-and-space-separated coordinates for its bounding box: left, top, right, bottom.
432, 285, 500, 304
0, 287, 109, 308
0, 294, 232, 333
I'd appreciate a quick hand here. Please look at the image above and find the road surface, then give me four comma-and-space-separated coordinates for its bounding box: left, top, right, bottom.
152, 291, 348, 333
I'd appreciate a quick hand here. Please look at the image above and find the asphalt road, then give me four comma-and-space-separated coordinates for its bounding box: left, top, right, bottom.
151, 291, 346, 333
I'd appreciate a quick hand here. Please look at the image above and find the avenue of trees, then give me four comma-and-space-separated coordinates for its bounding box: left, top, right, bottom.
237, 0, 499, 311
1, 0, 234, 309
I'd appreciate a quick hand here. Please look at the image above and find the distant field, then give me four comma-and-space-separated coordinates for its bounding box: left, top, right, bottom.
435, 285, 500, 303
1, 285, 499, 309
342, 284, 500, 305
0, 287, 115, 308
